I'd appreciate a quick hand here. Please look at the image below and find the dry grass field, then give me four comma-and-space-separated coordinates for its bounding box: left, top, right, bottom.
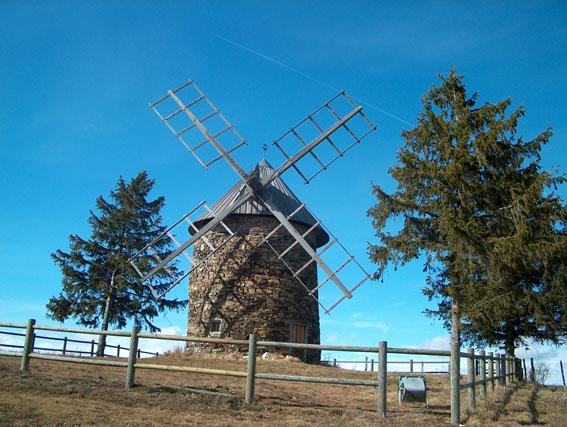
1, 353, 565, 426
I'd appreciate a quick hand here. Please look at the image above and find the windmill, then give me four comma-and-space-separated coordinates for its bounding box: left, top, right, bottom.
129, 78, 376, 358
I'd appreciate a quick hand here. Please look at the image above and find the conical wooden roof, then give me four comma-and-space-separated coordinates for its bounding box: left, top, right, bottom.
195, 159, 329, 247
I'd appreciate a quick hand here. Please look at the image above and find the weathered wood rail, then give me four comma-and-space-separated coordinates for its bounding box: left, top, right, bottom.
330, 357, 449, 373
0, 320, 527, 425
0, 329, 158, 358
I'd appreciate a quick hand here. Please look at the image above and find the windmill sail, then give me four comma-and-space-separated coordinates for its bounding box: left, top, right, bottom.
128, 201, 238, 297
149, 79, 248, 179
145, 77, 377, 311
268, 91, 376, 185
259, 197, 371, 313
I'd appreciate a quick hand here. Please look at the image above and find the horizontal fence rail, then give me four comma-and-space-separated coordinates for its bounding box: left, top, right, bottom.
0, 320, 526, 426
326, 356, 450, 374
0, 326, 158, 358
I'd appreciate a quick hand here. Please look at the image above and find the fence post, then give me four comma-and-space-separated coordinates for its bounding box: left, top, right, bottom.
488, 351, 494, 391
523, 359, 527, 382
137, 348, 141, 359
421, 361, 424, 373
245, 334, 257, 404
467, 348, 476, 415
479, 349, 486, 399
126, 326, 139, 389
501, 354, 507, 386
333, 358, 337, 367
410, 359, 413, 373
560, 361, 566, 387
496, 352, 501, 386
90, 340, 95, 357
511, 357, 516, 382
117, 344, 121, 358
377, 341, 387, 418
530, 357, 535, 383
365, 356, 368, 372
450, 334, 460, 426
20, 318, 36, 373
509, 356, 514, 383
62, 337, 68, 356
511, 357, 515, 382
371, 358, 374, 372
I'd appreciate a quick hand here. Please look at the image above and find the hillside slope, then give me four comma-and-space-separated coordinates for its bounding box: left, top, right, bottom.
1, 354, 564, 426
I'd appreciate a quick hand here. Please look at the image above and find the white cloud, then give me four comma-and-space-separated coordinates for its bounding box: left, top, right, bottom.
422, 335, 450, 350
353, 321, 390, 332
325, 332, 339, 343
158, 325, 182, 335
348, 312, 390, 332
417, 336, 567, 386
514, 341, 567, 386
0, 330, 25, 349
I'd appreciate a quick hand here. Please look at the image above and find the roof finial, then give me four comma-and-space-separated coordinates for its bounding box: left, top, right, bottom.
261, 143, 269, 159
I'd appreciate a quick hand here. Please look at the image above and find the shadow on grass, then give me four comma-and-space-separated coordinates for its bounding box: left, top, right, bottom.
518, 387, 543, 425
257, 394, 376, 414
491, 383, 520, 421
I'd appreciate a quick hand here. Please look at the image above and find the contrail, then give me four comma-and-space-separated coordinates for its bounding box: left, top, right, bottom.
216, 34, 414, 127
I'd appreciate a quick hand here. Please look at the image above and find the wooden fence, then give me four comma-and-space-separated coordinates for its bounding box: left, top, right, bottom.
330, 357, 449, 373
0, 329, 158, 358
0, 319, 526, 426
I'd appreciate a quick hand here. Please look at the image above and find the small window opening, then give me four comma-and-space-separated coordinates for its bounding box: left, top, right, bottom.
211, 319, 222, 333
209, 317, 226, 337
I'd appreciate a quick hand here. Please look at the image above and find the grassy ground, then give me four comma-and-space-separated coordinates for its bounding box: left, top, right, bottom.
468, 383, 567, 426
1, 353, 564, 426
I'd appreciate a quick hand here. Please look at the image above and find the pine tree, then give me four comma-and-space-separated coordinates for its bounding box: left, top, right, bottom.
368, 69, 566, 359
47, 172, 186, 356
458, 170, 567, 355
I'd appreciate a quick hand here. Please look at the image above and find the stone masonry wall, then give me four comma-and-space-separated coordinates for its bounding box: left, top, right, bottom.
187, 215, 321, 363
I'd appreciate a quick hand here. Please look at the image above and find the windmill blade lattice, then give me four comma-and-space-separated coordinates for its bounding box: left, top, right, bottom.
149, 80, 248, 174
259, 201, 371, 313
269, 91, 376, 185
143, 76, 377, 311
128, 200, 236, 299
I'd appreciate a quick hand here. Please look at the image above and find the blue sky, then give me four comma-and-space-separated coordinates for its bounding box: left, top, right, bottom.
1, 1, 566, 382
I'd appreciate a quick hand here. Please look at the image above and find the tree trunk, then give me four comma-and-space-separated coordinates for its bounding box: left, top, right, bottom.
450, 298, 461, 425
96, 271, 116, 357
504, 335, 516, 358
505, 343, 515, 359
504, 331, 517, 383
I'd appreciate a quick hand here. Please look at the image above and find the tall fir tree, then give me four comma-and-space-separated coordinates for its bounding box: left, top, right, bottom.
457, 169, 567, 355
368, 69, 566, 360
47, 172, 186, 356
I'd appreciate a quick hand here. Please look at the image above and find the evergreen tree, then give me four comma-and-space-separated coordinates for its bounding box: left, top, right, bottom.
47, 172, 186, 356
458, 170, 567, 355
368, 69, 566, 359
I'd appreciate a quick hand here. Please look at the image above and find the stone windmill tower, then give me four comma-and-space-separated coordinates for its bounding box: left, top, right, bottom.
129, 78, 376, 362
188, 159, 329, 361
